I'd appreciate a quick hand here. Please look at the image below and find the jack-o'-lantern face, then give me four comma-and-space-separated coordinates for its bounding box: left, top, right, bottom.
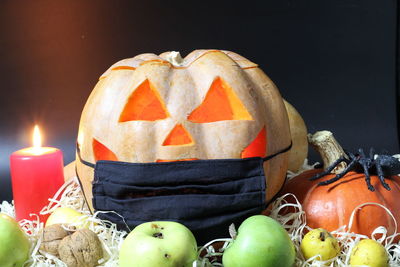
76, 50, 291, 211
89, 75, 265, 162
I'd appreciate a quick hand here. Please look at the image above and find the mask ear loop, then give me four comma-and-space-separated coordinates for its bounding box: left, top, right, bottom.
75, 142, 95, 214
261, 141, 293, 207
75, 143, 133, 230
76, 142, 95, 168
262, 141, 292, 162
74, 165, 93, 215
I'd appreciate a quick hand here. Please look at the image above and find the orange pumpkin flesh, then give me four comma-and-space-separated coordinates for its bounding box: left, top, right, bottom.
119, 79, 169, 122
92, 138, 118, 161
162, 124, 194, 146
188, 76, 253, 123
156, 158, 199, 162
111, 66, 136, 71
282, 169, 400, 238
241, 126, 267, 158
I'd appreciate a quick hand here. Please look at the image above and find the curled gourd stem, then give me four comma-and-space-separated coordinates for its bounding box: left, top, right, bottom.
308, 130, 348, 174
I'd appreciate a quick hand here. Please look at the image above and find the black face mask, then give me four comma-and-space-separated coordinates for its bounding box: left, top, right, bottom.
76, 143, 291, 244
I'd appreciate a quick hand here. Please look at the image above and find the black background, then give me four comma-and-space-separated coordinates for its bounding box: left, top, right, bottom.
0, 0, 399, 202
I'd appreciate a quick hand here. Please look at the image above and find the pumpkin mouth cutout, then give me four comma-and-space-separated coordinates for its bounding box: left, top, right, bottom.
162, 124, 194, 146
241, 127, 267, 158
156, 158, 199, 162
188, 77, 253, 123
119, 79, 169, 122
92, 138, 118, 161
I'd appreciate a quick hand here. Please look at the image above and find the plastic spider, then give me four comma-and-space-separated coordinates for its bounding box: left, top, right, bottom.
310, 148, 400, 191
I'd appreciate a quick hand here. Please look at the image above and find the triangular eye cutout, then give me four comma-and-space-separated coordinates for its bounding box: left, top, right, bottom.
188, 77, 253, 123
92, 138, 118, 161
241, 127, 267, 158
119, 79, 169, 122
162, 124, 194, 146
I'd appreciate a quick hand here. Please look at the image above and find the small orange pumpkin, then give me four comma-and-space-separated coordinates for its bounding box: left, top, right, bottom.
282, 131, 400, 238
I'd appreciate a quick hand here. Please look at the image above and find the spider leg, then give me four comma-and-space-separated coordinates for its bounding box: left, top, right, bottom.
347, 151, 358, 161
369, 148, 375, 160
361, 161, 375, 191
318, 156, 358, 186
309, 156, 347, 181
375, 160, 391, 191
314, 162, 323, 169
358, 148, 375, 192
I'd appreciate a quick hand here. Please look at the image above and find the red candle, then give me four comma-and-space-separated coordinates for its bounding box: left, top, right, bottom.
10, 125, 65, 223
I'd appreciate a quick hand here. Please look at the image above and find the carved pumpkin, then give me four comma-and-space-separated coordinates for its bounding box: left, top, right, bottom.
76, 50, 291, 211
282, 132, 400, 238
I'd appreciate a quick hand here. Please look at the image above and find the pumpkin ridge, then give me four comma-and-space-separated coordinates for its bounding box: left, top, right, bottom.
374, 179, 396, 233
112, 66, 136, 71
139, 59, 172, 67
170, 50, 221, 69
389, 179, 400, 232
343, 175, 367, 233
100, 50, 260, 79
336, 188, 346, 232
241, 66, 259, 70
336, 174, 375, 234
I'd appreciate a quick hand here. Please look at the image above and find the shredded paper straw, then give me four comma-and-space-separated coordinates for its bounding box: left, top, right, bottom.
1, 166, 399, 266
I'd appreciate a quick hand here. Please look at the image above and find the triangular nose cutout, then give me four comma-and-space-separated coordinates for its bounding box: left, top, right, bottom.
162, 124, 194, 146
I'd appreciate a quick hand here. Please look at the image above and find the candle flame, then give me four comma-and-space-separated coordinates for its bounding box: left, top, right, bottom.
33, 125, 42, 148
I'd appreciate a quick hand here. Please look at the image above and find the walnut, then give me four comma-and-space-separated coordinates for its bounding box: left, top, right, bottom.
40, 224, 70, 255
58, 228, 103, 267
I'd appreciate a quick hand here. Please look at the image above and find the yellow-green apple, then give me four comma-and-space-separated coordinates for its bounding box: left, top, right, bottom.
0, 213, 31, 267
46, 207, 90, 228
350, 239, 389, 267
222, 215, 295, 267
300, 228, 340, 261
119, 221, 198, 267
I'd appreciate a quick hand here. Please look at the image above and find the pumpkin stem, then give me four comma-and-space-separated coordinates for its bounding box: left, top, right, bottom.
162, 51, 184, 66
308, 131, 348, 174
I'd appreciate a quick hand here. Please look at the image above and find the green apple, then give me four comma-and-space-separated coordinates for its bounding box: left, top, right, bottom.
222, 215, 295, 267
119, 221, 198, 267
0, 213, 31, 267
